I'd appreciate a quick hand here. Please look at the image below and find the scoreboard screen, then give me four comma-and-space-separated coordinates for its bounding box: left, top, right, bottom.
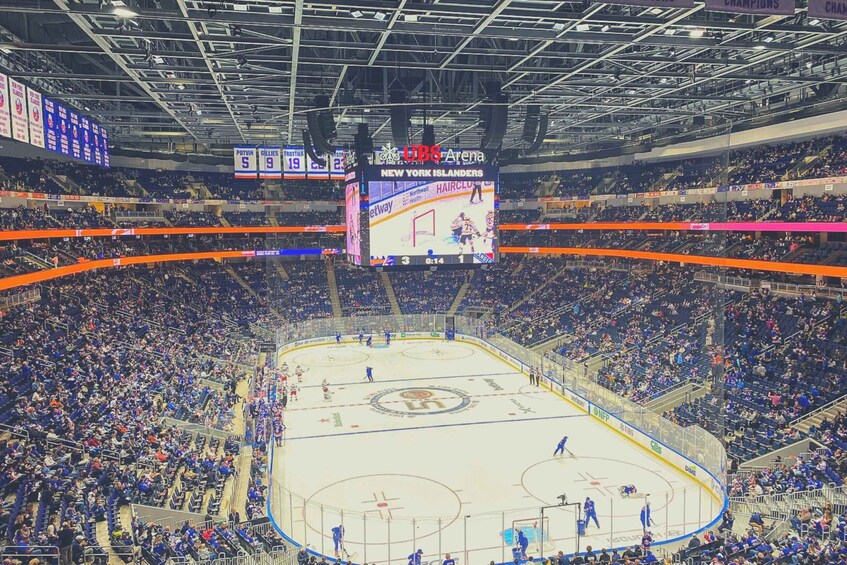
345, 162, 499, 268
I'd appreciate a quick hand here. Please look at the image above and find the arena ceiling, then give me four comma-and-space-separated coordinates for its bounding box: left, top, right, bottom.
1, 0, 847, 159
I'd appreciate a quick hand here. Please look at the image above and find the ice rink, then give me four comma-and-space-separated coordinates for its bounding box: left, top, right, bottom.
269, 339, 721, 564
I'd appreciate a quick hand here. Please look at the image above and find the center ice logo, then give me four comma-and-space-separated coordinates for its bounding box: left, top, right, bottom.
369, 387, 474, 417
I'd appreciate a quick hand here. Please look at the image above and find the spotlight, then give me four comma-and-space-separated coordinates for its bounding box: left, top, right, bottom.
552, 22, 565, 31
374, 11, 387, 21
763, 36, 774, 42
601, 24, 610, 32
809, 18, 821, 25
351, 9, 363, 18
111, 0, 137, 18
689, 27, 705, 38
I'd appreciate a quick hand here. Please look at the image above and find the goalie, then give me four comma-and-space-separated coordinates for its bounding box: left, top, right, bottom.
619, 484, 638, 497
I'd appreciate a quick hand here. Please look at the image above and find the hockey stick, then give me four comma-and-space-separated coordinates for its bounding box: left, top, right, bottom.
565, 447, 575, 457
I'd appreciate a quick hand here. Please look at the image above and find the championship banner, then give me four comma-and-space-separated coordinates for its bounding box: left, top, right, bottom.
0, 73, 10, 138
101, 127, 110, 168
81, 117, 93, 163
808, 0, 847, 19
92, 123, 103, 166
704, 0, 794, 15
258, 146, 282, 179
43, 98, 58, 153
26, 88, 45, 148
9, 78, 29, 144
57, 104, 70, 156
597, 0, 694, 7
233, 146, 258, 179
69, 110, 81, 159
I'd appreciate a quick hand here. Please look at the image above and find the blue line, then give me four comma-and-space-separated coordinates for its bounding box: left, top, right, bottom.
285, 413, 586, 441
298, 370, 516, 389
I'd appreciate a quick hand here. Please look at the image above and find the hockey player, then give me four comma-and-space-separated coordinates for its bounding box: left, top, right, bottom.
322, 379, 332, 401
641, 530, 653, 552
450, 213, 465, 241
553, 436, 569, 456
640, 502, 652, 532
365, 366, 373, 382
457, 216, 481, 255
336, 332, 341, 344
366, 335, 373, 347
517, 529, 529, 560
584, 497, 599, 528
290, 384, 299, 402
408, 549, 423, 565
620, 485, 637, 497
331, 525, 344, 558
358, 331, 364, 345
385, 331, 391, 346
295, 365, 304, 383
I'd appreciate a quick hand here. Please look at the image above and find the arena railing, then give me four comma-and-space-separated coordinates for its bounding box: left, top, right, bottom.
268, 315, 728, 564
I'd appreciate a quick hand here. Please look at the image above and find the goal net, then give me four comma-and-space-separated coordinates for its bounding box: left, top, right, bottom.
508, 518, 555, 556
411, 209, 436, 247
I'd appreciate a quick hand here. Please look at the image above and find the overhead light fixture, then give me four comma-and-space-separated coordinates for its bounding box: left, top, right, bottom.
669, 47, 676, 57
601, 24, 610, 32
177, 84, 185, 90
233, 3, 247, 11
689, 27, 705, 38
111, 1, 138, 18
664, 28, 676, 35
269, 6, 283, 13
763, 35, 774, 42
195, 109, 202, 115
351, 9, 363, 18
753, 44, 765, 50
404, 13, 418, 22
374, 11, 387, 21
575, 23, 590, 31
806, 60, 813, 68
659, 77, 668, 83
809, 18, 821, 25
649, 7, 663, 14
552, 22, 566, 31
153, 55, 164, 64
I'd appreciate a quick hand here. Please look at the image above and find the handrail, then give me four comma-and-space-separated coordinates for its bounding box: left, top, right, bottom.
500, 246, 847, 279
789, 392, 847, 427
0, 224, 346, 242
499, 221, 847, 232
0, 220, 844, 244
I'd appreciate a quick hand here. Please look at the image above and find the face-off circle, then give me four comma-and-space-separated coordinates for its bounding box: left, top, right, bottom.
369, 387, 474, 417
302, 474, 463, 545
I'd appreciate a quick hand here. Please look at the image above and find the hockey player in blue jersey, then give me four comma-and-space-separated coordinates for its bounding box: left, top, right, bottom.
640, 502, 652, 532
517, 529, 529, 559
366, 335, 373, 347
553, 436, 569, 456
408, 549, 423, 565
336, 332, 341, 344
365, 366, 373, 382
358, 331, 364, 345
584, 497, 599, 528
385, 331, 391, 345
620, 484, 637, 497
331, 525, 345, 557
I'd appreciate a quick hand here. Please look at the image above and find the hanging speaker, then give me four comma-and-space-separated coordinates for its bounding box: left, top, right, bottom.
390, 90, 409, 148
481, 92, 508, 151
422, 124, 435, 146
522, 105, 540, 143
526, 113, 548, 153
309, 95, 337, 156
302, 129, 326, 167
354, 123, 373, 160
